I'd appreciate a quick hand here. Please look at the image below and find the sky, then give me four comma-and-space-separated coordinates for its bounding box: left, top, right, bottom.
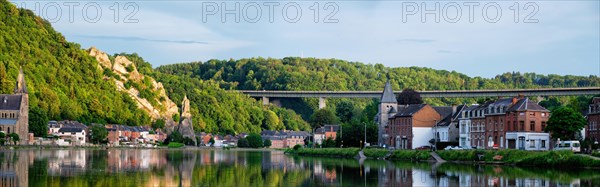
10, 0, 600, 78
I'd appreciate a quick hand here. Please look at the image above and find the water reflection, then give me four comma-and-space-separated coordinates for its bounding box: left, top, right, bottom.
0, 149, 598, 186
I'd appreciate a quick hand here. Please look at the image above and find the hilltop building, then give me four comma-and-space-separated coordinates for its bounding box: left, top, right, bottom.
0, 68, 29, 145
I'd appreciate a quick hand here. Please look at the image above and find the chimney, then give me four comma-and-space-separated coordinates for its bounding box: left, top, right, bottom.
518, 93, 525, 99
452, 105, 457, 114
512, 97, 518, 105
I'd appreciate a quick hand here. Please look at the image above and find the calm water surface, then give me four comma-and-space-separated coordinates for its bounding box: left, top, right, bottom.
0, 148, 598, 186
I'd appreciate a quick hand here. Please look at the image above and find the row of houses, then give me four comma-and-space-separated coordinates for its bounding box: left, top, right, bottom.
378, 81, 552, 150
45, 121, 166, 146
261, 130, 311, 148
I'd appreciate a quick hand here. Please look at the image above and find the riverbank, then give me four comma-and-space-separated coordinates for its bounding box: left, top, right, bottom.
285, 148, 600, 168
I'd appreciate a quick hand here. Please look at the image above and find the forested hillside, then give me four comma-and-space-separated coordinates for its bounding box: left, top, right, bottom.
127, 55, 311, 134
0, 1, 150, 125
0, 0, 310, 135
156, 57, 600, 118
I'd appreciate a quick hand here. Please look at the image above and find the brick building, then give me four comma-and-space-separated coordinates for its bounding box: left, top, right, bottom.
386, 104, 442, 149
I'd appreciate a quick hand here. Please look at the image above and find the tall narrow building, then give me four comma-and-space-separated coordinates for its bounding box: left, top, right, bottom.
0, 67, 29, 145
377, 80, 397, 146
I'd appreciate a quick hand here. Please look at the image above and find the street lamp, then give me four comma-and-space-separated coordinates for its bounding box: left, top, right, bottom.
363, 122, 367, 149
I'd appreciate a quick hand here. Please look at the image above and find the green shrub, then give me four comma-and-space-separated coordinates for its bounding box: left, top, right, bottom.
516, 150, 600, 168
293, 144, 302, 150
363, 149, 389, 158
294, 148, 360, 158
167, 142, 185, 148
390, 150, 431, 161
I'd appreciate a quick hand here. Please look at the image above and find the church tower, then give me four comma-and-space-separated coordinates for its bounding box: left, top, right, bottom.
14, 67, 29, 145
378, 80, 397, 146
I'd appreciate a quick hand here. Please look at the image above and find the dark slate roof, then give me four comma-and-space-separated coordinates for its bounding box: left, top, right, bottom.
433, 106, 453, 118
507, 98, 549, 112
58, 127, 84, 133
0, 119, 17, 125
436, 115, 452, 126
380, 81, 397, 103
315, 125, 340, 133
287, 131, 310, 137
0, 95, 22, 110
492, 98, 515, 106
394, 104, 427, 117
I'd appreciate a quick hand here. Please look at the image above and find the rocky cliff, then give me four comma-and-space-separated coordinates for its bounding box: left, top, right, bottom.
88, 47, 179, 125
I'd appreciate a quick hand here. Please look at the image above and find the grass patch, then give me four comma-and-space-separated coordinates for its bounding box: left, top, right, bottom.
437, 149, 539, 162
286, 148, 359, 158
389, 150, 431, 161
363, 149, 389, 158
515, 151, 600, 168
167, 142, 185, 148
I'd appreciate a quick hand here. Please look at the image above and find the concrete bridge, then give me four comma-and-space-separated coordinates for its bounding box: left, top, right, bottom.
239, 87, 600, 108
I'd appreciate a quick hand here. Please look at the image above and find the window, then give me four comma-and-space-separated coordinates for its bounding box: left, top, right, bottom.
520, 112, 525, 116
519, 121, 525, 131
507, 121, 512, 131
541, 113, 546, 117
541, 122, 546, 131
541, 140, 546, 148
530, 121, 535, 132
530, 140, 536, 148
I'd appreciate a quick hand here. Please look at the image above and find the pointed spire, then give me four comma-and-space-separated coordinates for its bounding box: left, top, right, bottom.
381, 80, 397, 103
14, 67, 28, 94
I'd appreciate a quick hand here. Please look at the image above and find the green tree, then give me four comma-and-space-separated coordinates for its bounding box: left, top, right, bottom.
237, 137, 249, 147
89, 124, 108, 144
246, 133, 263, 148
8, 133, 19, 145
310, 109, 338, 129
152, 119, 166, 130
397, 88, 423, 105
172, 114, 180, 123
263, 139, 272, 148
263, 110, 282, 130
335, 100, 354, 123
546, 106, 587, 140
322, 137, 336, 148
0, 132, 5, 145
209, 137, 215, 146
29, 107, 49, 137
0, 62, 10, 94
166, 131, 183, 144
539, 97, 562, 111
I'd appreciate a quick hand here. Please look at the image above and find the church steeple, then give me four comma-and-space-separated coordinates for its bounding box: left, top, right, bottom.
14, 67, 28, 94
381, 80, 397, 103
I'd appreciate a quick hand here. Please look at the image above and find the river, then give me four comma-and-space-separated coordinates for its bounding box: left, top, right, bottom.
0, 148, 597, 186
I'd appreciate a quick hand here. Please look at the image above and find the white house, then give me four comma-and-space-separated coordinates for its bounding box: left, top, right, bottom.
459, 105, 478, 147
505, 132, 550, 151
57, 127, 86, 145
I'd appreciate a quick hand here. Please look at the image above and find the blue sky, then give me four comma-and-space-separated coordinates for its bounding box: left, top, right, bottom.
11, 0, 600, 78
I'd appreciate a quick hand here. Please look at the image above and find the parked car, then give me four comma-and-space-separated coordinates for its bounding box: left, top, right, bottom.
415, 146, 432, 150
444, 146, 463, 150
555, 140, 581, 153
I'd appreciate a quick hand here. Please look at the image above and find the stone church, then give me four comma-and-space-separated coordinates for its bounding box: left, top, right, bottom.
0, 68, 29, 145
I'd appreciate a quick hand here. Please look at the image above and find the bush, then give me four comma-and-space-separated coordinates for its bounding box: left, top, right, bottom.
264, 139, 272, 148
363, 149, 389, 158
246, 133, 263, 148
238, 138, 249, 148
293, 144, 302, 150
167, 142, 185, 148
516, 150, 600, 168
293, 148, 360, 158
390, 150, 431, 161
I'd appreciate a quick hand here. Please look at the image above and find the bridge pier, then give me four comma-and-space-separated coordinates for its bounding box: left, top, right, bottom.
318, 97, 326, 109
262, 96, 269, 106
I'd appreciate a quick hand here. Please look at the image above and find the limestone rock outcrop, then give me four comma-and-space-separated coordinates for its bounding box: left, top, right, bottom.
177, 95, 196, 144
87, 47, 180, 126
